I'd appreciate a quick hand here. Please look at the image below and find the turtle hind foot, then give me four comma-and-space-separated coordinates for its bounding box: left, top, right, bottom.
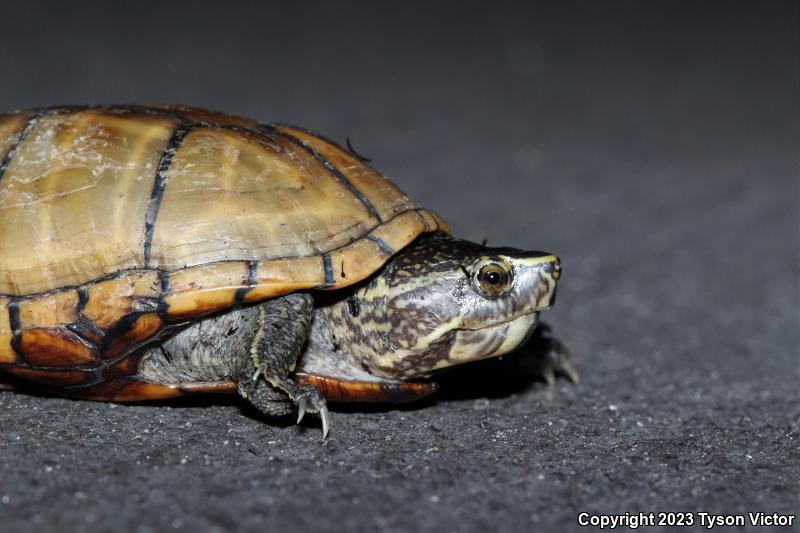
237, 293, 330, 439
527, 323, 579, 388
241, 371, 331, 441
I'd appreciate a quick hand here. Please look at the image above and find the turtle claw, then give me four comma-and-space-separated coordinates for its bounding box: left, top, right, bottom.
543, 338, 579, 384
320, 403, 331, 441
296, 395, 307, 424
559, 356, 580, 384
528, 324, 580, 386
248, 364, 330, 438
293, 385, 331, 440
542, 366, 557, 386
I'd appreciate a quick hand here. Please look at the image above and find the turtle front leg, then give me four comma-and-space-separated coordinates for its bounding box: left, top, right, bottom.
234, 293, 331, 438
526, 323, 580, 386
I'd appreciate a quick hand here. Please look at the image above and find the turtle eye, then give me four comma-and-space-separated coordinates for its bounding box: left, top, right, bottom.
476, 262, 512, 296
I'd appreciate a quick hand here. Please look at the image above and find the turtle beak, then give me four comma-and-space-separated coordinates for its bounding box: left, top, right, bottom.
515, 253, 561, 310
548, 281, 558, 307
542, 255, 561, 308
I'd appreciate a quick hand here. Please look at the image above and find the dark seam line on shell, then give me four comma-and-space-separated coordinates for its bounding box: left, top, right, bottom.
234, 261, 258, 303
0, 208, 433, 299
414, 210, 431, 232
246, 260, 258, 286
76, 287, 89, 313
323, 253, 335, 286
99, 311, 148, 356
265, 121, 366, 165
159, 270, 171, 295
98, 322, 186, 370
143, 124, 192, 265
7, 300, 22, 358
66, 321, 105, 341
3, 269, 166, 301
262, 125, 384, 223
102, 341, 154, 368
10, 323, 100, 362
266, 121, 416, 224
366, 235, 396, 256
234, 286, 252, 303
62, 325, 102, 352
153, 270, 171, 317
0, 111, 43, 184
69, 286, 107, 344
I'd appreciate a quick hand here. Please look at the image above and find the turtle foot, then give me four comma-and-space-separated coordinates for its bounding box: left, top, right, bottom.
528, 323, 579, 387
246, 368, 331, 440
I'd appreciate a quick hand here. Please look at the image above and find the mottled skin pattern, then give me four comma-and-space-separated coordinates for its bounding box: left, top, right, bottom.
140, 294, 330, 432
137, 234, 570, 437
304, 234, 561, 379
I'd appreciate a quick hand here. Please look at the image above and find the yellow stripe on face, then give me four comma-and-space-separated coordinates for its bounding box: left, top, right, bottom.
516, 255, 557, 264
517, 255, 561, 281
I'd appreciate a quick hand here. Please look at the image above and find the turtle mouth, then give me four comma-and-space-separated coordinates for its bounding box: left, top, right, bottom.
461, 310, 539, 332
446, 312, 540, 364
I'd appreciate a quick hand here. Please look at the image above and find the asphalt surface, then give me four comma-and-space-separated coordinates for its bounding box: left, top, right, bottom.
0, 2, 797, 532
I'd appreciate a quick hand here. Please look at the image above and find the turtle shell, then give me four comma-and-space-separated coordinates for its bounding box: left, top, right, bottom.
0, 104, 447, 396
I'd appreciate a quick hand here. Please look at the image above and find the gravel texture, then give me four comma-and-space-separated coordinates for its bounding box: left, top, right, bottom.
0, 2, 797, 532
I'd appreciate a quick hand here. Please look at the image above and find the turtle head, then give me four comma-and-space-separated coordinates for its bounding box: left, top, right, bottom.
355, 233, 561, 379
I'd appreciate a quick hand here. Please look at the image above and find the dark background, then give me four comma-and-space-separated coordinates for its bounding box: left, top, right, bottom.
0, 1, 797, 532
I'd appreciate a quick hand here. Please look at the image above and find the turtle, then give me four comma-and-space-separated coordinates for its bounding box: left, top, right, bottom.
0, 104, 575, 438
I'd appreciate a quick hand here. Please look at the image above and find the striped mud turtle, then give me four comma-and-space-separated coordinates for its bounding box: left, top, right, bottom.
0, 105, 575, 438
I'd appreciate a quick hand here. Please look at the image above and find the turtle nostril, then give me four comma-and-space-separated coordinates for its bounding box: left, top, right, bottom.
551, 257, 562, 279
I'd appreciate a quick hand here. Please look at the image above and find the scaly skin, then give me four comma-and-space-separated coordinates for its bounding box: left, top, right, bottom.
137, 234, 570, 438
301, 234, 563, 380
